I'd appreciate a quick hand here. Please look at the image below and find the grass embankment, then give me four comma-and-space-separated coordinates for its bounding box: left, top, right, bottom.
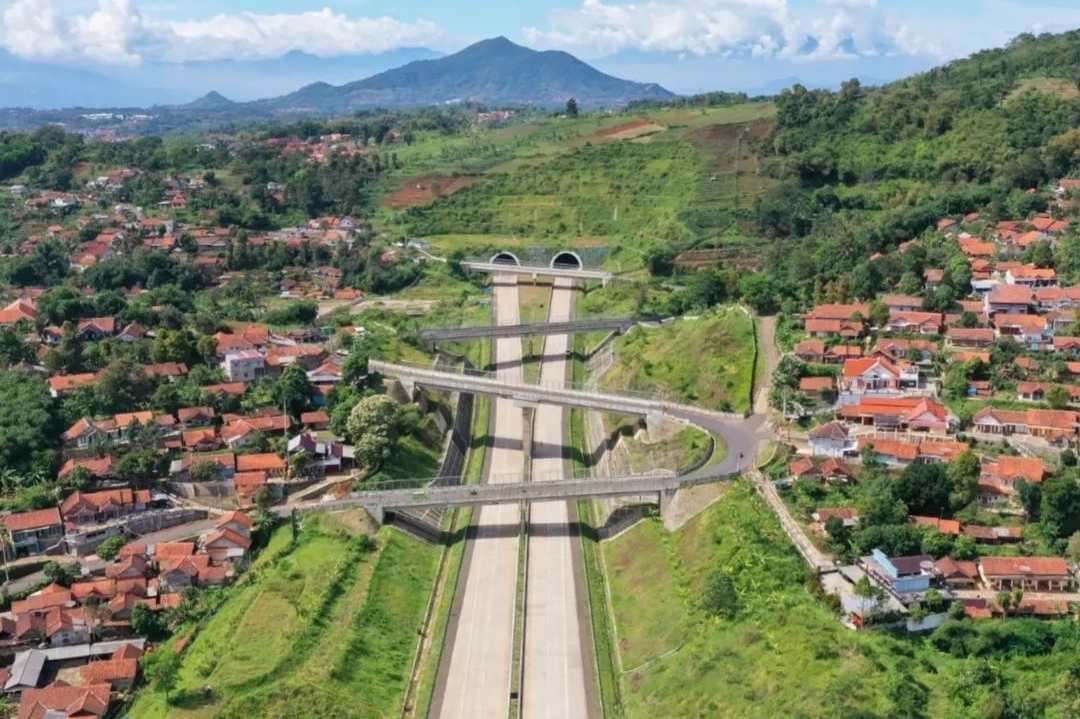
128, 514, 440, 719
600, 309, 756, 413
603, 481, 1080, 718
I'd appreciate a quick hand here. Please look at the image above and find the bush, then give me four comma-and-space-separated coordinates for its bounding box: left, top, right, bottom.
700, 568, 738, 619
95, 535, 126, 561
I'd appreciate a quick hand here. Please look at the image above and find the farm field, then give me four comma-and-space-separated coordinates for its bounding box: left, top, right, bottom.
127, 514, 440, 719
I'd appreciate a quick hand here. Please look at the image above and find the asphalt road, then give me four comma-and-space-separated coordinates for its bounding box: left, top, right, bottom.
522, 278, 590, 719
435, 275, 524, 719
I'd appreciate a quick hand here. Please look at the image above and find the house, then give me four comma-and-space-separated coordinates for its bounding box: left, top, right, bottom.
946, 327, 995, 348
76, 317, 117, 341
203, 382, 247, 398
286, 434, 355, 474
1005, 265, 1058, 288
862, 549, 934, 595
168, 452, 236, 481
994, 314, 1049, 347
1016, 381, 1080, 404
234, 453, 286, 477
839, 397, 957, 433
223, 350, 265, 383
1054, 336, 1080, 353
3, 508, 63, 557
47, 372, 99, 398
57, 456, 118, 483
840, 357, 911, 394
59, 489, 149, 525
935, 557, 979, 588
143, 362, 188, 381
300, 411, 331, 431
115, 323, 148, 343
871, 338, 935, 366
971, 407, 1079, 442
177, 406, 216, 427
203, 528, 251, 563
909, 516, 961, 535
924, 268, 944, 290
962, 525, 1024, 543
799, 376, 835, 400
79, 657, 138, 690
217, 511, 254, 538
105, 554, 148, 580
856, 438, 919, 467
978, 556, 1073, 592
813, 507, 860, 528
808, 421, 855, 458
805, 318, 865, 339
233, 471, 269, 508
984, 284, 1033, 316
823, 345, 863, 363
16, 682, 112, 719
181, 429, 222, 452
794, 340, 825, 363
981, 455, 1048, 492
882, 295, 924, 313
306, 361, 343, 385
885, 311, 942, 335
787, 457, 854, 483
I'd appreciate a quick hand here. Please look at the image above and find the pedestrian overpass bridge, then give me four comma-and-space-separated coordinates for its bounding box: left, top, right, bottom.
284, 470, 733, 523
418, 315, 659, 349
459, 260, 613, 285
369, 360, 746, 430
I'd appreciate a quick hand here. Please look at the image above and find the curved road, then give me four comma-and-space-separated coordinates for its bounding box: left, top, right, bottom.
434, 275, 524, 719
522, 278, 591, 719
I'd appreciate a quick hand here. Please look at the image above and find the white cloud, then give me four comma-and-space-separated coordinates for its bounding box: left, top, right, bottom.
523, 0, 942, 61
0, 0, 448, 64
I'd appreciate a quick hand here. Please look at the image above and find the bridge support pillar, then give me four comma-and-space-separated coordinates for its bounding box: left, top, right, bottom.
397, 377, 417, 400
658, 488, 677, 521
364, 503, 386, 525
645, 411, 664, 440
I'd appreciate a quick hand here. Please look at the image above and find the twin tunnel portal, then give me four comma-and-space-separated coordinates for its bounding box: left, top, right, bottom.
490, 249, 584, 270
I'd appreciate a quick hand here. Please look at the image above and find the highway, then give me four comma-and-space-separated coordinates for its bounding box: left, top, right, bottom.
434, 275, 523, 719
522, 278, 591, 718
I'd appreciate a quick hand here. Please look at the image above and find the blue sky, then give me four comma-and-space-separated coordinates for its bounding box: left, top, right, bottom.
6, 0, 1080, 93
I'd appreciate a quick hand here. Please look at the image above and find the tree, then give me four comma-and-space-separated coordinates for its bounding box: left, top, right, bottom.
1062, 448, 1078, 467
276, 363, 315, 417
701, 568, 738, 618
1046, 384, 1072, 410
946, 449, 980, 509
95, 535, 126, 561
565, 97, 579, 118
857, 474, 908, 526
996, 590, 1012, 619
1015, 479, 1042, 519
853, 575, 880, 616
346, 395, 403, 471
342, 350, 369, 385
868, 300, 891, 329
0, 371, 61, 477
43, 561, 78, 587
188, 458, 222, 482
142, 647, 182, 702
1067, 531, 1080, 562
952, 534, 979, 561
896, 463, 952, 517
1040, 476, 1080, 538
130, 602, 169, 640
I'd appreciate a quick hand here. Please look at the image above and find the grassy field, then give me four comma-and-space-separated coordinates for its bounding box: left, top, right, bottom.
602, 481, 1080, 719
128, 515, 440, 719
600, 309, 756, 413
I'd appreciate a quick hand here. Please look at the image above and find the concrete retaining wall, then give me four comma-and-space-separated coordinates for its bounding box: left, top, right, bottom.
66, 508, 209, 556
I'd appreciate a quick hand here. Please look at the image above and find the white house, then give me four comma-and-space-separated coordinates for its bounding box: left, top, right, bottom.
808, 421, 856, 458
223, 350, 265, 383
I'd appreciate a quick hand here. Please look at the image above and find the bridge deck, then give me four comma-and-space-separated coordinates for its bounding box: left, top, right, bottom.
420, 316, 644, 344
459, 261, 612, 281
287, 471, 730, 514
370, 360, 745, 422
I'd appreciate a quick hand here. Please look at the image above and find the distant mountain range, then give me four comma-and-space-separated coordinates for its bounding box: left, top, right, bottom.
249, 37, 674, 112
0, 37, 673, 117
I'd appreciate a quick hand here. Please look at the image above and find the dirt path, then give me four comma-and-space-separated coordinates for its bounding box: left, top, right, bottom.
754, 314, 780, 416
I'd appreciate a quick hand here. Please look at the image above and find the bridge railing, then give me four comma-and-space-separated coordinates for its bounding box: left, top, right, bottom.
417, 314, 656, 333
374, 359, 680, 403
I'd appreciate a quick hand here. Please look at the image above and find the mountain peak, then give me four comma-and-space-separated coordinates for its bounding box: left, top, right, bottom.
186, 91, 235, 109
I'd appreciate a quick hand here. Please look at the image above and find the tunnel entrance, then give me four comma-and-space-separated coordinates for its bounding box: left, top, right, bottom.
551, 251, 583, 270
490, 251, 521, 266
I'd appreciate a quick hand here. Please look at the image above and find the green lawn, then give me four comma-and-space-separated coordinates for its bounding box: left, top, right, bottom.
600, 309, 756, 412
127, 518, 440, 719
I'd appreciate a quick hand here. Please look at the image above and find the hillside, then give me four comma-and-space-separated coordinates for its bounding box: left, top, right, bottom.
264, 37, 675, 111
738, 29, 1080, 308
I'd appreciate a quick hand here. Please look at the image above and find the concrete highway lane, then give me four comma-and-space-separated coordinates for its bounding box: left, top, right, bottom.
522, 277, 591, 719
434, 275, 525, 719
